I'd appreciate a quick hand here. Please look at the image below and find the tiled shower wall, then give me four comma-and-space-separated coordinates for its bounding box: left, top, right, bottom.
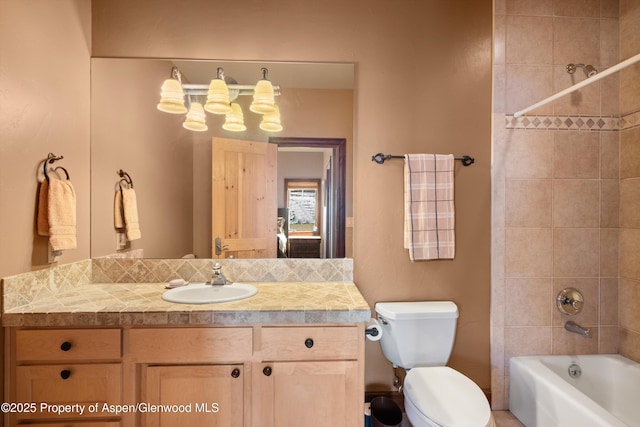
492, 0, 626, 410
618, 0, 640, 362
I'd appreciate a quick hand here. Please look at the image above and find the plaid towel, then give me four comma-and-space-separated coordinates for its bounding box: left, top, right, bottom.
404, 154, 455, 260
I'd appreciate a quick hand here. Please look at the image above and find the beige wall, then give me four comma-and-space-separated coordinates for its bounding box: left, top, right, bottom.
0, 0, 91, 277
492, 0, 630, 410
0, 0, 492, 392
619, 0, 640, 362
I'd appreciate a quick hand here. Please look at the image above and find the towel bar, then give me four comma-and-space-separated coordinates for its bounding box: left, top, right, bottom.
371, 152, 475, 166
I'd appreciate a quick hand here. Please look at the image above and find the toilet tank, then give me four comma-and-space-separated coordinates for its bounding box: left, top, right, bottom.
375, 301, 458, 369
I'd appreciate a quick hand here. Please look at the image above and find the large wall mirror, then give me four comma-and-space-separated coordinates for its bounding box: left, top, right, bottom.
90, 58, 354, 259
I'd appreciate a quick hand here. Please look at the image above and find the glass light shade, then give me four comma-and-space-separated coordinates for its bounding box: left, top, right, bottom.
259, 105, 283, 132
157, 78, 187, 114
204, 79, 232, 114
222, 103, 247, 132
183, 102, 208, 132
250, 79, 276, 114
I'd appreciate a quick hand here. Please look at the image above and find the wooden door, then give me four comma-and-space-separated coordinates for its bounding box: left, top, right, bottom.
143, 364, 245, 427
253, 360, 360, 427
212, 137, 277, 258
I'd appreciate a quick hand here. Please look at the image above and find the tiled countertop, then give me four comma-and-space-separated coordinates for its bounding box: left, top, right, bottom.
2, 281, 371, 327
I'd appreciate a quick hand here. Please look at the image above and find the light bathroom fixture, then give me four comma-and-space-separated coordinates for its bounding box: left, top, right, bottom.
158, 66, 282, 133
259, 105, 283, 132
182, 101, 208, 132
204, 67, 233, 115
222, 103, 247, 132
250, 68, 277, 114
157, 67, 188, 114
566, 63, 598, 78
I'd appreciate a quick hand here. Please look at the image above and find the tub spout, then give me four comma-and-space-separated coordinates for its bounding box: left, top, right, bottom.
564, 321, 591, 338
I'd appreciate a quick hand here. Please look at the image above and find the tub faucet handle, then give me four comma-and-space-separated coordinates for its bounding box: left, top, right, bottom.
556, 288, 584, 315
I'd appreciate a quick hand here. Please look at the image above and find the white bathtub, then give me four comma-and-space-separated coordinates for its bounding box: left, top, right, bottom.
510, 354, 640, 427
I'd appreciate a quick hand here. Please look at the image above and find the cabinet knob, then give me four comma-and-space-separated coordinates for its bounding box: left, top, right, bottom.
60, 369, 71, 380
60, 341, 72, 351
231, 368, 240, 378
305, 338, 314, 348
263, 366, 272, 376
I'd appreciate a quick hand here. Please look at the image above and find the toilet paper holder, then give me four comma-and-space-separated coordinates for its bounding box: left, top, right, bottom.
365, 328, 379, 337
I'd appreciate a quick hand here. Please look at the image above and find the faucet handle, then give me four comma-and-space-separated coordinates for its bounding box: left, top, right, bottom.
556, 288, 584, 315
213, 263, 222, 274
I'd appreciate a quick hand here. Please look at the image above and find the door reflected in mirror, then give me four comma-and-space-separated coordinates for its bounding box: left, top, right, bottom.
90, 58, 354, 259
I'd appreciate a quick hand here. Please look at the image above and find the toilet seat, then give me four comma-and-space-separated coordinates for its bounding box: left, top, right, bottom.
403, 366, 491, 427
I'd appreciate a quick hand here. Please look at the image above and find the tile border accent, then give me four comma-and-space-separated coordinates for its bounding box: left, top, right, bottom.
505, 114, 620, 131
506, 110, 640, 131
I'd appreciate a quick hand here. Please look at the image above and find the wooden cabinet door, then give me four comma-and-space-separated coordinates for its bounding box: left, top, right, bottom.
143, 364, 245, 427
212, 137, 277, 259
15, 364, 122, 421
253, 360, 360, 427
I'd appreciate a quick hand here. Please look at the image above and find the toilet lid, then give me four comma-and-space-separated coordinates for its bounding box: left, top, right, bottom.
404, 367, 490, 427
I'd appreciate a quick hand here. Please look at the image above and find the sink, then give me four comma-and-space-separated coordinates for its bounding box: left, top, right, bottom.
162, 282, 257, 304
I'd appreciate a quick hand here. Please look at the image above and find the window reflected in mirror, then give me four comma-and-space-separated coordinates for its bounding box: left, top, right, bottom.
285, 179, 321, 236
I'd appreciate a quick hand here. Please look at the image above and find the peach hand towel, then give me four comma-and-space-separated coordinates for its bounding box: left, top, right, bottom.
48, 177, 77, 251
37, 180, 49, 236
404, 154, 455, 260
114, 189, 125, 230
122, 188, 141, 241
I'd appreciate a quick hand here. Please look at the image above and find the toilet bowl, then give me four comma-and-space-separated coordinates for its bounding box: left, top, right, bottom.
403, 367, 492, 427
374, 301, 492, 427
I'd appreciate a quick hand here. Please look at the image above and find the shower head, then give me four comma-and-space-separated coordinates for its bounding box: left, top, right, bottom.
566, 63, 598, 78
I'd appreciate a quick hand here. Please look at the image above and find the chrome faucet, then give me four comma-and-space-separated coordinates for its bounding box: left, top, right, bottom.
209, 263, 229, 286
564, 321, 591, 338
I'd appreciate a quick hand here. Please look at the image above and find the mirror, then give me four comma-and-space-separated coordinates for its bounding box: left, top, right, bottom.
91, 58, 354, 259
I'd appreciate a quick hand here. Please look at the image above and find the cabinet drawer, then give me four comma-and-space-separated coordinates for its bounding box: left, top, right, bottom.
261, 326, 359, 361
15, 329, 121, 362
128, 327, 253, 363
15, 363, 121, 419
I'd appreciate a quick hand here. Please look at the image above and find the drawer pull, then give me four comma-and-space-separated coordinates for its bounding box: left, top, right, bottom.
231, 368, 240, 378
60, 341, 72, 352
60, 369, 71, 380
305, 338, 314, 348
263, 366, 272, 376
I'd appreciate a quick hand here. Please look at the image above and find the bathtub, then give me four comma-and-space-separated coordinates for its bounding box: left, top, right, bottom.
509, 354, 640, 427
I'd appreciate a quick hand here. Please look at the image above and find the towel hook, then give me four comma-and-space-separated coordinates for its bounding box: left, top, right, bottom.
43, 153, 69, 183
117, 169, 134, 188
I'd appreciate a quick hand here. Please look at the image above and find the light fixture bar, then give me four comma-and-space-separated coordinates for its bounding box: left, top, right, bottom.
183, 84, 281, 94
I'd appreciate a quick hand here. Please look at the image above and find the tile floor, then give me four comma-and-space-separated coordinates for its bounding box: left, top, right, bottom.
493, 411, 525, 427
367, 391, 524, 426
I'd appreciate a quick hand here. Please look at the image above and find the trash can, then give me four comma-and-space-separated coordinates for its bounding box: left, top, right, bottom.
370, 396, 403, 427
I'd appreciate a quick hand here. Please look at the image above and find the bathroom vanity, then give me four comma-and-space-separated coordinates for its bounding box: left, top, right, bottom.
2, 269, 370, 427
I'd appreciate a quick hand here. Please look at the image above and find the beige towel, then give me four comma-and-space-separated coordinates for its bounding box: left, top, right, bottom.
404, 154, 455, 260
114, 189, 125, 230
48, 177, 77, 251
121, 188, 141, 241
36, 180, 49, 236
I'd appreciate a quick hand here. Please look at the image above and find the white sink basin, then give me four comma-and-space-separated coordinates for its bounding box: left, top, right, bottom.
162, 282, 257, 304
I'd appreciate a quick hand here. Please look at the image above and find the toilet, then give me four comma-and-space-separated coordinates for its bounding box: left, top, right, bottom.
375, 301, 493, 427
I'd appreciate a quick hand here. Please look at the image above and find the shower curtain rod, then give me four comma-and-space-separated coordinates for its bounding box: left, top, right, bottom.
513, 52, 640, 118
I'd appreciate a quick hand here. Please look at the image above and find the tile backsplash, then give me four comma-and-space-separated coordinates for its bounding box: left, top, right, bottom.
2, 258, 354, 308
